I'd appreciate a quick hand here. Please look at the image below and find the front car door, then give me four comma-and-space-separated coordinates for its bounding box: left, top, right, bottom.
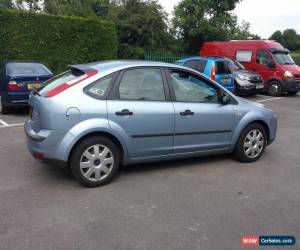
107, 67, 174, 158
165, 68, 236, 153
254, 50, 276, 82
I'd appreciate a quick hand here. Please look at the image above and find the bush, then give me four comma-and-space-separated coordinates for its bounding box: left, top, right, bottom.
0, 9, 118, 73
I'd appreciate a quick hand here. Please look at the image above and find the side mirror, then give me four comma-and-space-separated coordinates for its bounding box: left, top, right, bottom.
267, 61, 276, 68
220, 92, 231, 105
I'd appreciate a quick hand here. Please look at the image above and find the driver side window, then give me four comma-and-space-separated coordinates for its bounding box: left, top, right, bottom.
169, 70, 219, 103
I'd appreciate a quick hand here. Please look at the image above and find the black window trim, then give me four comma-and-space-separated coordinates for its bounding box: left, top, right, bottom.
84, 71, 119, 100
107, 66, 171, 102
163, 67, 238, 105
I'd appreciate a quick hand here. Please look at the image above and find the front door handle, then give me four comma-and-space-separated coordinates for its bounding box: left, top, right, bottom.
180, 110, 194, 116
115, 109, 133, 116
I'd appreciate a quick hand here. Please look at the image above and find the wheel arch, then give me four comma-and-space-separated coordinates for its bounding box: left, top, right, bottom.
68, 131, 127, 167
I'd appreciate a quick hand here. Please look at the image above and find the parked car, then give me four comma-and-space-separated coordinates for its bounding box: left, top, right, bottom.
200, 40, 300, 96
25, 61, 277, 187
0, 61, 53, 114
226, 58, 264, 96
176, 56, 235, 92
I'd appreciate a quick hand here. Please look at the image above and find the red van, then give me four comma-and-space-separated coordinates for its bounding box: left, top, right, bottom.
200, 40, 300, 96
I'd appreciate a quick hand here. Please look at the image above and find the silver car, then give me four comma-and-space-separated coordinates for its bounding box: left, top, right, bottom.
25, 61, 277, 187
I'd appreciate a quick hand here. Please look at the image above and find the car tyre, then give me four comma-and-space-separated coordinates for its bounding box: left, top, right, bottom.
70, 136, 120, 188
234, 123, 267, 163
287, 91, 298, 96
267, 81, 282, 97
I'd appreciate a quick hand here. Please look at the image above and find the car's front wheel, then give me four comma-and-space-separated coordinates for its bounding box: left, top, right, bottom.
268, 81, 282, 96
70, 136, 120, 187
234, 123, 267, 163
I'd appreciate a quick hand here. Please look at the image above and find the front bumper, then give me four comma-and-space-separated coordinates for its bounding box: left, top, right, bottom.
281, 79, 300, 92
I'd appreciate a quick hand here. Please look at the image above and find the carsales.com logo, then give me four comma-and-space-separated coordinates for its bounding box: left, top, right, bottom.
241, 235, 296, 247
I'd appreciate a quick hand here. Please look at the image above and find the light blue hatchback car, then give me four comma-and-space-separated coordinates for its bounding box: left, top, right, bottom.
25, 61, 277, 187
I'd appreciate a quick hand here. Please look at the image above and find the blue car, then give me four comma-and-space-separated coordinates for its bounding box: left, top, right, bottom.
25, 61, 277, 187
176, 56, 235, 92
0, 61, 53, 114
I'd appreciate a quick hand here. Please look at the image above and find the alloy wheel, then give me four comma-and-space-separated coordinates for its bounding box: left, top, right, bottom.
80, 144, 114, 181
243, 129, 265, 159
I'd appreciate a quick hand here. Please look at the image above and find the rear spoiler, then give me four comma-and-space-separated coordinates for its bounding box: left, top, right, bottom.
69, 64, 96, 74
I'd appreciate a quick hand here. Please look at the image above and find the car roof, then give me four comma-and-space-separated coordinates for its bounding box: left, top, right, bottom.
71, 60, 190, 74
2, 60, 41, 64
176, 56, 228, 64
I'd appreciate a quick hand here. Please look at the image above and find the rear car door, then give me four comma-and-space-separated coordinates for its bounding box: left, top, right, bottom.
166, 68, 235, 153
107, 67, 175, 158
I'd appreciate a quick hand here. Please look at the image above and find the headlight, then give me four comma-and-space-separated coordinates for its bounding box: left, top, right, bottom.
284, 71, 294, 78
236, 73, 250, 81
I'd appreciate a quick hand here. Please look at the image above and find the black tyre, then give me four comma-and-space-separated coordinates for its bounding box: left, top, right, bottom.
287, 91, 298, 96
267, 81, 282, 97
234, 123, 267, 163
70, 136, 120, 187
1, 103, 11, 114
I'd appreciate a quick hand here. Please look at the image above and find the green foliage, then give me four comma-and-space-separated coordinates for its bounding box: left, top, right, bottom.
269, 29, 300, 51
116, 0, 173, 59
0, 9, 118, 73
0, 0, 13, 8
171, 0, 258, 54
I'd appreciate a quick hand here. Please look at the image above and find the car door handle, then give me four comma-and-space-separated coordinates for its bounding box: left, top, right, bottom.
115, 109, 133, 116
180, 110, 194, 116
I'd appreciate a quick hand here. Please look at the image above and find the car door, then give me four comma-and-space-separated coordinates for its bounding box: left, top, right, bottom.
166, 68, 235, 154
107, 67, 175, 158
254, 50, 276, 82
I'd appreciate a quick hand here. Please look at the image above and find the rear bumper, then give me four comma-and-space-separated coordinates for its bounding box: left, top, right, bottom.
24, 121, 68, 166
1, 91, 30, 106
236, 85, 256, 95
281, 79, 300, 92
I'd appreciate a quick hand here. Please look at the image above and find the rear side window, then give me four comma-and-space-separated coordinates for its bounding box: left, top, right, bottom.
85, 74, 114, 98
118, 68, 165, 101
236, 51, 253, 62
215, 61, 231, 74
39, 70, 83, 95
6, 62, 52, 76
184, 59, 207, 73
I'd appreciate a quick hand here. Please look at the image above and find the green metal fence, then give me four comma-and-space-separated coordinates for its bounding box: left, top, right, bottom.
144, 52, 191, 63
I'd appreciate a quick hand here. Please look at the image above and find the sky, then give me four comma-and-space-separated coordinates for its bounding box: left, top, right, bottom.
159, 0, 300, 38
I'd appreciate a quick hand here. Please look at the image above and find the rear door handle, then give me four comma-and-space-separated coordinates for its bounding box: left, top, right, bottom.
180, 110, 194, 116
115, 109, 133, 116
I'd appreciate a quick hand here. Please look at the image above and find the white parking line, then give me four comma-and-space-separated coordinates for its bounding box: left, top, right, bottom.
0, 123, 24, 128
0, 119, 9, 126
256, 97, 284, 103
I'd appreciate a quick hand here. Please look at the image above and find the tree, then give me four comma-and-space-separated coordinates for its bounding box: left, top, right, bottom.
0, 0, 13, 9
171, 0, 243, 53
116, 0, 172, 58
282, 29, 299, 51
269, 30, 283, 44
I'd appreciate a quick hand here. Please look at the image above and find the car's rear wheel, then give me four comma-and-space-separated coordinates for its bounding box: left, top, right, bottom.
287, 91, 298, 96
268, 81, 282, 96
70, 136, 120, 187
234, 123, 267, 163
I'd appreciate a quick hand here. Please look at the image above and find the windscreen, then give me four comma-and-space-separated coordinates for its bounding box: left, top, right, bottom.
6, 62, 52, 76
39, 70, 84, 95
273, 53, 295, 65
216, 61, 231, 74
231, 60, 245, 70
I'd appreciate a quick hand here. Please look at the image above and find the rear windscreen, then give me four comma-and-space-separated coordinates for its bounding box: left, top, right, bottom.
39, 70, 84, 95
184, 59, 207, 73
6, 62, 52, 76
216, 61, 231, 74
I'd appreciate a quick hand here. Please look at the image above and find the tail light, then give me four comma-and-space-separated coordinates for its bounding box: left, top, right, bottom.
6, 81, 22, 91
210, 66, 216, 81
45, 70, 98, 97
